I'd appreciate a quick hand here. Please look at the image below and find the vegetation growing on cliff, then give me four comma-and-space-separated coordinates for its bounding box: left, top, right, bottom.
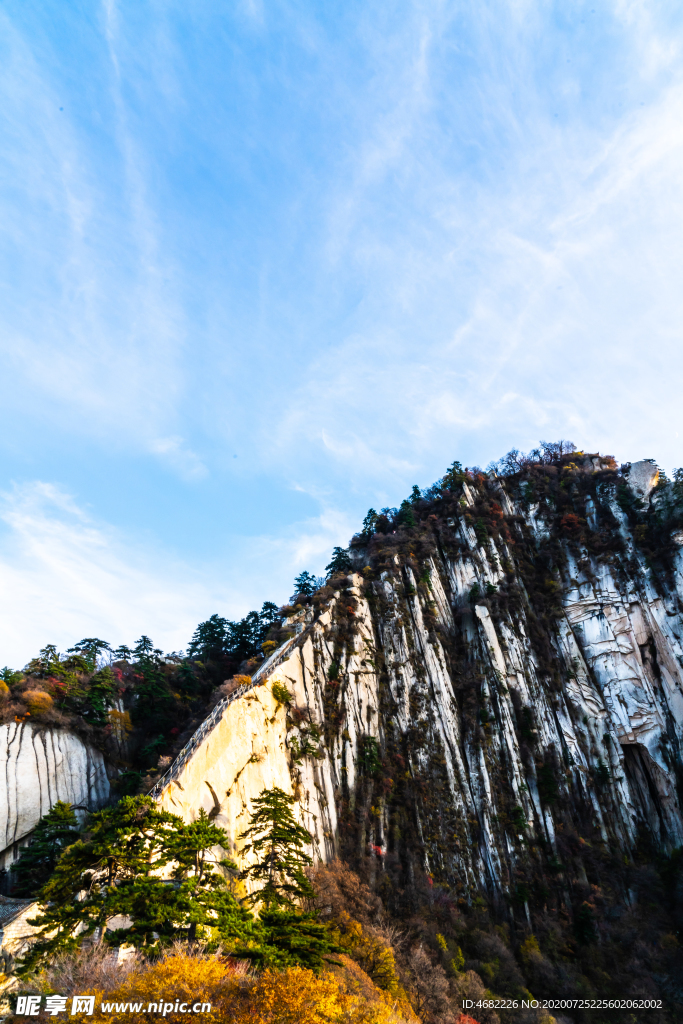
10, 801, 80, 897
0, 601, 288, 796
17, 788, 343, 983
238, 787, 315, 909
19, 945, 424, 1024
324, 443, 683, 1021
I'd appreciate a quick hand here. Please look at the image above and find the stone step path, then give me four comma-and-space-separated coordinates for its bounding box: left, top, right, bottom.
148, 630, 301, 800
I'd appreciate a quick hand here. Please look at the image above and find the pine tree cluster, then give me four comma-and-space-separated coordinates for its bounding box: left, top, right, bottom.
17, 787, 341, 977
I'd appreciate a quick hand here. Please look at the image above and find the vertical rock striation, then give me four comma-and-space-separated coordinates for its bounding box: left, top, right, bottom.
0, 723, 110, 877
156, 455, 683, 915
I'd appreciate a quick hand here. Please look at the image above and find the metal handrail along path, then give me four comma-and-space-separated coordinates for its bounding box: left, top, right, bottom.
148, 630, 301, 800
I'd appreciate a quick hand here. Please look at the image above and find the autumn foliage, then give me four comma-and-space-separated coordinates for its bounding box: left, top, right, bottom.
62, 949, 419, 1024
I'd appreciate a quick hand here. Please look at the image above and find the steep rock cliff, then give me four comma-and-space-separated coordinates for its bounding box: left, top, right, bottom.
0, 723, 111, 877
155, 457, 683, 920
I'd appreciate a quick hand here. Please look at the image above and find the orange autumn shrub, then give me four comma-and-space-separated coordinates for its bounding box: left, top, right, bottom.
23, 689, 53, 715
72, 950, 239, 1024
69, 950, 414, 1024
228, 965, 412, 1024
230, 966, 348, 1024
331, 955, 417, 1024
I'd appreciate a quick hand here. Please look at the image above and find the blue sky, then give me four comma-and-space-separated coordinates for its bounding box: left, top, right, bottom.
2, 1, 683, 664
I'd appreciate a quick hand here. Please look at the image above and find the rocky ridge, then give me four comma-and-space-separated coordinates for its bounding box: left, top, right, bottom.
156, 457, 683, 915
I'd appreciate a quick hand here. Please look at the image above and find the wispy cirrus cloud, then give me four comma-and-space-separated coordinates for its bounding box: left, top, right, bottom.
0, 2, 186, 447
0, 481, 354, 666
0, 482, 211, 664
266, 9, 683, 485
148, 436, 208, 481
2, 2, 683, 663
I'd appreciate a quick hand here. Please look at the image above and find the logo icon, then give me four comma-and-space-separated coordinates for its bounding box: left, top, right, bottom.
71, 996, 95, 1015
16, 995, 42, 1015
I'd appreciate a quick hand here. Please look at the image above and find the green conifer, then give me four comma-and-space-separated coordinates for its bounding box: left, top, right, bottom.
186, 615, 229, 661
396, 499, 416, 528
19, 799, 257, 970
233, 908, 342, 973
361, 509, 378, 535
166, 808, 243, 941
66, 638, 112, 670
233, 787, 341, 972
10, 801, 81, 897
238, 787, 315, 908
20, 796, 180, 970
293, 571, 318, 596
325, 547, 353, 578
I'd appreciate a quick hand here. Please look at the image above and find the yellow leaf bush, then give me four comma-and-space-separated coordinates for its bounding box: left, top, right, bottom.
69, 949, 416, 1024
107, 708, 133, 743
332, 912, 401, 994
71, 951, 236, 1024
23, 689, 53, 715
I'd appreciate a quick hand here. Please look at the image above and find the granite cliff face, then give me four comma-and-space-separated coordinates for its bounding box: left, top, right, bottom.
155, 457, 683, 919
0, 723, 110, 878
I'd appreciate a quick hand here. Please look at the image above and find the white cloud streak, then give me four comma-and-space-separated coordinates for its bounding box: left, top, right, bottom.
267, 7, 683, 483
0, 482, 353, 667
0, 3, 187, 456
148, 436, 208, 481
0, 483, 211, 665
2, 2, 683, 658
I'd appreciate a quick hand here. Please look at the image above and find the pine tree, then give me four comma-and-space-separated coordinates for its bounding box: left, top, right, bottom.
260, 601, 280, 626
102, 875, 192, 949
19, 799, 254, 970
81, 666, 118, 727
238, 787, 315, 909
361, 509, 378, 535
187, 615, 229, 661
209, 602, 280, 664
293, 571, 318, 596
325, 547, 353, 578
234, 908, 342, 973
20, 796, 179, 970
133, 635, 157, 660
66, 638, 112, 670
130, 652, 174, 741
166, 809, 243, 941
167, 808, 227, 883
38, 644, 59, 668
442, 460, 465, 490
396, 499, 416, 528
10, 801, 81, 897
234, 788, 341, 972
227, 611, 262, 660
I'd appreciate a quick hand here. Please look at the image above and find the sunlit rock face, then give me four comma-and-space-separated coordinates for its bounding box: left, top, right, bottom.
157, 458, 683, 903
0, 723, 110, 876
626, 459, 660, 505
156, 684, 296, 859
